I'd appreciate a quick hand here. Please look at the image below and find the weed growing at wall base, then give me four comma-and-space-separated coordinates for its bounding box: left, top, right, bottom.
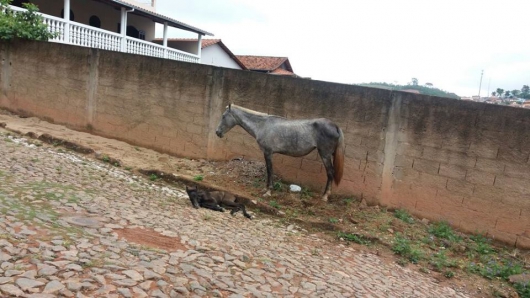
0, 0, 58, 41
514, 281, 530, 298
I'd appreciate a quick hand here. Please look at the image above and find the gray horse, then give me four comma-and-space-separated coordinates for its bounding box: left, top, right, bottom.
215, 104, 345, 201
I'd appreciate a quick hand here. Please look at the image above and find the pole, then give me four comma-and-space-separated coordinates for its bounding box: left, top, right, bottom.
64, 0, 70, 43
478, 70, 484, 98
487, 78, 491, 98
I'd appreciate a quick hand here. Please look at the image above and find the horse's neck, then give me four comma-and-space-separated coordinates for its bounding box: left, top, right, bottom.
233, 108, 268, 138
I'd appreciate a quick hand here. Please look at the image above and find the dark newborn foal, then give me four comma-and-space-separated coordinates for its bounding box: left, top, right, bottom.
185, 185, 252, 219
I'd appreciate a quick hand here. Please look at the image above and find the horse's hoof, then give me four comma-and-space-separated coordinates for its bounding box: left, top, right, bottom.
263, 190, 272, 197
321, 195, 328, 202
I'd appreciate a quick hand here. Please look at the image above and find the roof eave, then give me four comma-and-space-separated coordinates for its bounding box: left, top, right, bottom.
108, 0, 214, 36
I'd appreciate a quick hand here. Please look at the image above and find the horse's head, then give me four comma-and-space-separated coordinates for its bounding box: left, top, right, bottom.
215, 104, 238, 138
185, 185, 200, 209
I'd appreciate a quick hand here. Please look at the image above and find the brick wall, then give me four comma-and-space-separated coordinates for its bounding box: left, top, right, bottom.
2, 40, 530, 248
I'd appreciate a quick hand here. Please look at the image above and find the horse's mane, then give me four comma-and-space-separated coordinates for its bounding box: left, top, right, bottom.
231, 104, 269, 116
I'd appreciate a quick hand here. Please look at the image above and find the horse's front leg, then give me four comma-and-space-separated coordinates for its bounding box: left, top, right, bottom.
263, 152, 273, 197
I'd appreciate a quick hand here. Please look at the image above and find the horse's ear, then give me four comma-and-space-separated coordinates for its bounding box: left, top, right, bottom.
228, 103, 232, 110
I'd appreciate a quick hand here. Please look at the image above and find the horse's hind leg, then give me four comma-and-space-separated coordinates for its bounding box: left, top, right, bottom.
320, 155, 334, 202
263, 152, 273, 197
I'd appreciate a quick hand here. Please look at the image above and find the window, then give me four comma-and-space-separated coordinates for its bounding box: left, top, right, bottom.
116, 25, 145, 40
60, 9, 74, 21
126, 25, 139, 38
89, 16, 101, 28
11, 0, 29, 8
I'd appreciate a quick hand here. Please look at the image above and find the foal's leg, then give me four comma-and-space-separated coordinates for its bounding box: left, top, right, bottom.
220, 200, 241, 216
320, 155, 334, 202
202, 201, 224, 212
263, 152, 273, 197
239, 204, 252, 219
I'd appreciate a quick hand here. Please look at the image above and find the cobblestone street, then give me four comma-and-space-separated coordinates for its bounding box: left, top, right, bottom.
0, 129, 473, 297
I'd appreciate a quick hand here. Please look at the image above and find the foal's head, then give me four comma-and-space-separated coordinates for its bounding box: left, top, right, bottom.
185, 185, 200, 209
215, 104, 238, 138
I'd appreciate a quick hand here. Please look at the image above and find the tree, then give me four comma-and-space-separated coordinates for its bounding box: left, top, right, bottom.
521, 85, 530, 99
512, 90, 520, 98
504, 90, 511, 97
0, 0, 57, 41
491, 91, 497, 96
411, 78, 418, 86
496, 88, 504, 98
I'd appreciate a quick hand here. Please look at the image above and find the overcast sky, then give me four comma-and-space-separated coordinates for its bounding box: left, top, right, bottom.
154, 0, 530, 97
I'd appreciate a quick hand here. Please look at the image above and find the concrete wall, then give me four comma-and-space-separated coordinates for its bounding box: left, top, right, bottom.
2, 40, 530, 248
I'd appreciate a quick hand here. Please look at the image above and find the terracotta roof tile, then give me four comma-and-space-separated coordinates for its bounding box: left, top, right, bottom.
235, 56, 291, 72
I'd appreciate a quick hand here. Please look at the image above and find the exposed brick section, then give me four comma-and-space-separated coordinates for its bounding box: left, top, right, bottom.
3, 40, 530, 248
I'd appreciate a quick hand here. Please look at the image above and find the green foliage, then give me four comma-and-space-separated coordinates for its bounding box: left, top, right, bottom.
328, 217, 339, 224
343, 197, 354, 205
193, 175, 203, 181
337, 231, 372, 245
522, 85, 530, 99
428, 221, 461, 243
392, 233, 422, 264
358, 82, 459, 99
444, 270, 455, 278
273, 181, 282, 191
430, 250, 456, 271
468, 258, 523, 280
470, 234, 495, 255
394, 209, 415, 224
0, 0, 58, 41
300, 187, 313, 199
149, 174, 158, 181
268, 200, 280, 209
514, 281, 530, 298
483, 258, 522, 280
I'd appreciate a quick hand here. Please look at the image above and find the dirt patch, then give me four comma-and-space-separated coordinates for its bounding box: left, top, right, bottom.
36, 133, 94, 154
114, 227, 187, 252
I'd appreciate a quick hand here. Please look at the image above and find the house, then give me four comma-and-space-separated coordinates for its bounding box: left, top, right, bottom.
152, 38, 246, 70
523, 100, 530, 109
235, 56, 297, 77
8, 0, 213, 63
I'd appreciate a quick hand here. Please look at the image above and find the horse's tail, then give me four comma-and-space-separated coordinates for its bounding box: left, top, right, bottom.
333, 127, 345, 185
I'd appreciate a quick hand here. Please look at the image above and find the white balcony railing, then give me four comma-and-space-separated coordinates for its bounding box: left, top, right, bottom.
8, 5, 200, 63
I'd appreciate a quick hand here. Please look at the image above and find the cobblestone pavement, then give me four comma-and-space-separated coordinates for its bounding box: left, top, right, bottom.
0, 130, 473, 298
